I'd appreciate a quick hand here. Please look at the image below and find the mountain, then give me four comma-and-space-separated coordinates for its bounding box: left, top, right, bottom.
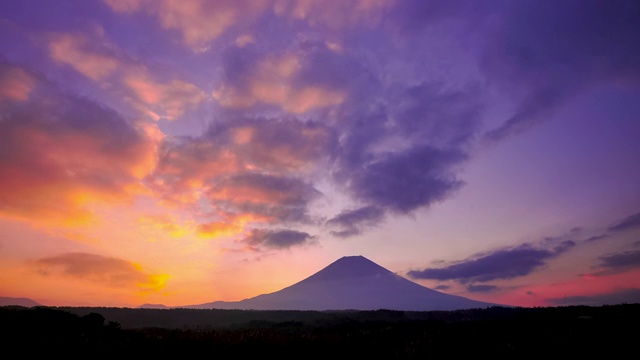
138, 303, 170, 309
0, 296, 41, 307
184, 255, 503, 311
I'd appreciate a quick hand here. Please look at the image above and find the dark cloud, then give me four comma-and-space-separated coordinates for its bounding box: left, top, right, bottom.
408, 241, 575, 283
483, 0, 640, 142
345, 145, 467, 213
597, 250, 640, 272
434, 284, 450, 291
30, 252, 164, 290
326, 205, 385, 238
548, 288, 640, 306
243, 229, 315, 250
608, 211, 640, 232
467, 284, 498, 293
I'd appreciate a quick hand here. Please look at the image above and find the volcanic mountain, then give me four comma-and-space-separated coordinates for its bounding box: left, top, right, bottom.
184, 255, 502, 311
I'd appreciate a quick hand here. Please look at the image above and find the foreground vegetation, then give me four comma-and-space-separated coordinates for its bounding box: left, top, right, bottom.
1, 304, 637, 357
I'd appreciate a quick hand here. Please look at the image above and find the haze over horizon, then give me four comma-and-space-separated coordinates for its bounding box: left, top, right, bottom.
1, 0, 639, 309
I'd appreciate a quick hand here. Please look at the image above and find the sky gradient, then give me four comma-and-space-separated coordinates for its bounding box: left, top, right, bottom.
1, 0, 639, 308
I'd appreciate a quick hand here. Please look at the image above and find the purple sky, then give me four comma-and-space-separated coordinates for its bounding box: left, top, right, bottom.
0, 0, 639, 308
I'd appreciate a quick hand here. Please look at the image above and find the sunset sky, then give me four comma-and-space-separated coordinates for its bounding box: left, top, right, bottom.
1, 0, 639, 308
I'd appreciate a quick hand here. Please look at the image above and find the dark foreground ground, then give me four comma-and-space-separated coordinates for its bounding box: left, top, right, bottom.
1, 303, 637, 358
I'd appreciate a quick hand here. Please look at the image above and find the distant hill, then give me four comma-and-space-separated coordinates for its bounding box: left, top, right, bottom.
138, 303, 170, 309
183, 255, 503, 311
0, 296, 41, 307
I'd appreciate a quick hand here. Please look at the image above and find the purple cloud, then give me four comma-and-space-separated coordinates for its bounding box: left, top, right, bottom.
344, 145, 467, 214
608, 211, 640, 232
325, 205, 385, 238
467, 284, 498, 293
597, 250, 640, 273
483, 0, 640, 142
243, 229, 315, 250
408, 241, 575, 283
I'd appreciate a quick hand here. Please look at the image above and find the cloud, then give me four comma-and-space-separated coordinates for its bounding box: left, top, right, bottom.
204, 118, 337, 174
0, 63, 35, 102
344, 145, 467, 213
145, 117, 331, 238
0, 62, 157, 226
104, 0, 393, 52
547, 288, 640, 306
467, 284, 498, 293
608, 211, 640, 232
47, 31, 206, 121
30, 252, 167, 291
408, 241, 575, 283
585, 234, 609, 243
272, 0, 394, 29
137, 214, 191, 238
326, 205, 385, 238
104, 0, 267, 51
48, 32, 120, 81
206, 173, 321, 223
214, 50, 345, 114
483, 0, 640, 142
242, 228, 316, 250
595, 250, 640, 274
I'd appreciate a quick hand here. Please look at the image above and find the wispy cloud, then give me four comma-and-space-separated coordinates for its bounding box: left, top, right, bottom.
608, 211, 640, 233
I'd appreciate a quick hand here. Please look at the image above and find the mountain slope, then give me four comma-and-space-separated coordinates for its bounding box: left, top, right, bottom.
185, 255, 502, 311
0, 296, 41, 307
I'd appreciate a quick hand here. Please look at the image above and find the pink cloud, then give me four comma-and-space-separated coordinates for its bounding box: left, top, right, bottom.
0, 64, 35, 102
48, 33, 119, 81
214, 53, 345, 113
105, 0, 267, 51
48, 31, 206, 121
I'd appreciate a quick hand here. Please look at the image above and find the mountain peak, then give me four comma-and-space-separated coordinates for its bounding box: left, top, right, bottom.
300, 255, 394, 284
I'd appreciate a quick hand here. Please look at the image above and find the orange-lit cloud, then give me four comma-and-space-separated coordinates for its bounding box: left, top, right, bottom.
30, 252, 168, 292
146, 140, 240, 206
137, 214, 192, 238
197, 221, 243, 239
124, 72, 206, 120
0, 63, 157, 226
